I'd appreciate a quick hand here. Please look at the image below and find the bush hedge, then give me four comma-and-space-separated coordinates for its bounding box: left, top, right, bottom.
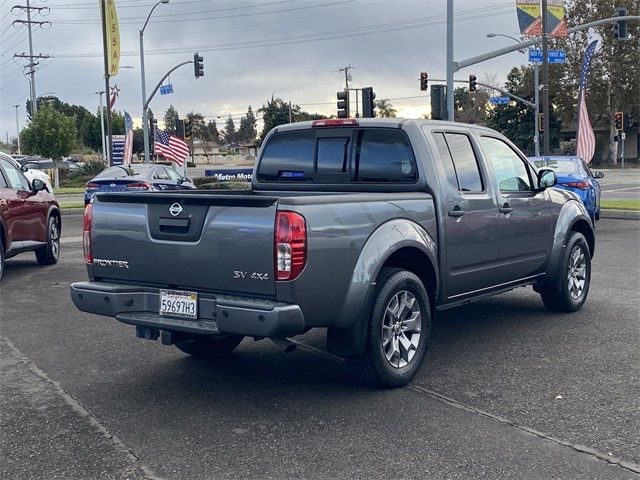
196, 181, 251, 190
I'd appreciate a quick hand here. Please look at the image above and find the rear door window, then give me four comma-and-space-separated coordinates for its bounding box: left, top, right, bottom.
443, 133, 483, 192
433, 133, 459, 189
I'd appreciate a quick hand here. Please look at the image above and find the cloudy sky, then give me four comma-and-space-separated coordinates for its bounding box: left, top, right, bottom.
1, 0, 531, 135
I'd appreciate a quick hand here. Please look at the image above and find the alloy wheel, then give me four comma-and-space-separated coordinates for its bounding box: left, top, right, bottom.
567, 245, 586, 300
381, 290, 422, 368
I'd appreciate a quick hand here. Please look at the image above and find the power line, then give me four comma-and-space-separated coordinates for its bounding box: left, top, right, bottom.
11, 1, 51, 116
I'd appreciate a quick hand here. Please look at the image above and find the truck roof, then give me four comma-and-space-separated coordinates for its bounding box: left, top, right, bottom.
274, 117, 499, 135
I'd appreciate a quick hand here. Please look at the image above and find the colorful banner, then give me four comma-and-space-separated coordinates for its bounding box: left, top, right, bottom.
105, 0, 120, 76
516, 0, 567, 38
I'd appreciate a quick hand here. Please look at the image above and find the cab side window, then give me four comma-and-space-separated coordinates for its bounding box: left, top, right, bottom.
480, 136, 532, 193
166, 168, 182, 181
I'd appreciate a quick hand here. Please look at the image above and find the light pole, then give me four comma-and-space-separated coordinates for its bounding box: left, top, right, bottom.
94, 91, 107, 163
13, 105, 21, 154
140, 0, 169, 164
487, 33, 540, 157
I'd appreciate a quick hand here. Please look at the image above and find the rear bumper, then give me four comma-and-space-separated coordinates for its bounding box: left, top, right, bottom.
70, 281, 305, 338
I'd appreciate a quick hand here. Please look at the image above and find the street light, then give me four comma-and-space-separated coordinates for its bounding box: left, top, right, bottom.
487, 32, 540, 156
140, 0, 169, 164
94, 91, 107, 163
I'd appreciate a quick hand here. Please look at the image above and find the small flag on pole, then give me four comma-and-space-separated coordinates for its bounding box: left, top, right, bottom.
123, 111, 133, 166
576, 31, 602, 164
154, 129, 189, 167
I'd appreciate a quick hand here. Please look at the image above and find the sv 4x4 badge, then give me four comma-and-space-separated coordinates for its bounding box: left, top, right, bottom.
234, 271, 269, 280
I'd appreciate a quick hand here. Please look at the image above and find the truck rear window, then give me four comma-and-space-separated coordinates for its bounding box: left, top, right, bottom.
257, 128, 417, 183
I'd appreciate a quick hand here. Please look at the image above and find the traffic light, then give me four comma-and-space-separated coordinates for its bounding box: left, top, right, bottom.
431, 85, 447, 120
193, 52, 204, 78
420, 72, 428, 91
337, 90, 349, 118
184, 118, 192, 139
362, 87, 376, 118
614, 6, 628, 39
614, 111, 624, 131
176, 118, 185, 138
469, 74, 477, 93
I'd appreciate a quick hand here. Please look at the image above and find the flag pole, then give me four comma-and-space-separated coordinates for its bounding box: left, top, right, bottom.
101, 0, 113, 166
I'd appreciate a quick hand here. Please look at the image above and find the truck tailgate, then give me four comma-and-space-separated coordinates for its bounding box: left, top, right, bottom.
89, 192, 278, 297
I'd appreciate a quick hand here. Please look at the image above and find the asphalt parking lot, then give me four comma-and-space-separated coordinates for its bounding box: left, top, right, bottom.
1, 216, 639, 479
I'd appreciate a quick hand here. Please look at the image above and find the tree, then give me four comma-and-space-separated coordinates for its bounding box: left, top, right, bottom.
204, 120, 220, 143
21, 106, 76, 160
555, 0, 639, 164
27, 95, 93, 149
163, 105, 179, 133
185, 111, 207, 141
258, 96, 327, 142
453, 87, 490, 124
375, 99, 397, 118
222, 116, 237, 144
485, 65, 562, 155
238, 106, 257, 143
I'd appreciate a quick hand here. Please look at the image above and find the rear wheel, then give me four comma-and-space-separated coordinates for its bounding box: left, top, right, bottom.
540, 231, 591, 312
35, 216, 60, 265
346, 268, 431, 388
175, 334, 244, 358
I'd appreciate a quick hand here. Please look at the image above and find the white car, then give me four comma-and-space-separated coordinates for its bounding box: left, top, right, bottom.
3, 153, 54, 194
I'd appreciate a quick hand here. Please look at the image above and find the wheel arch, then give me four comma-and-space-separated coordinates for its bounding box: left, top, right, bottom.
327, 219, 438, 357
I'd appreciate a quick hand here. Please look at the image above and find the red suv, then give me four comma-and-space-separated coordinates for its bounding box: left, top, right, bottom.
0, 152, 61, 280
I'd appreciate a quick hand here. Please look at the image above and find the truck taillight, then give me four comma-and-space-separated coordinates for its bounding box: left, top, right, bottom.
275, 211, 306, 281
83, 203, 93, 264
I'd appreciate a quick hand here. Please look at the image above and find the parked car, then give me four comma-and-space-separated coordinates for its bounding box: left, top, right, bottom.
24, 159, 83, 175
0, 153, 61, 281
84, 164, 195, 205
528, 156, 604, 221
71, 119, 595, 388
7, 154, 54, 194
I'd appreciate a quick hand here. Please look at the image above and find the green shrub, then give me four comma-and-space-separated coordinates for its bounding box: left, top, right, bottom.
197, 181, 251, 190
80, 160, 107, 177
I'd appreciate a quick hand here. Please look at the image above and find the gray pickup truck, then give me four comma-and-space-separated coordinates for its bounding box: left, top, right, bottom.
71, 119, 595, 387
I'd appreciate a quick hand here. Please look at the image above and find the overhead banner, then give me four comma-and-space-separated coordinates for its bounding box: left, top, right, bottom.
105, 0, 120, 76
517, 0, 567, 37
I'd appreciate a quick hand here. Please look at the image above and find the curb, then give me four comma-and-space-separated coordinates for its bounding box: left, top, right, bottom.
600, 209, 640, 220
60, 207, 85, 215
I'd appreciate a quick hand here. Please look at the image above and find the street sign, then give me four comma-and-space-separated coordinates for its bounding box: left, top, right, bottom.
160, 84, 174, 95
111, 135, 126, 166
490, 96, 510, 105
529, 49, 566, 63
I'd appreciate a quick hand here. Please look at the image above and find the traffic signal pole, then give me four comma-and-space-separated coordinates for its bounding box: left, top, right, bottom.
541, 0, 550, 155
446, 0, 454, 121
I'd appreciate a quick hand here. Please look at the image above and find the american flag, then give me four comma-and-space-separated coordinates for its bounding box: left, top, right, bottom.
154, 129, 190, 166
576, 37, 601, 163
123, 112, 133, 166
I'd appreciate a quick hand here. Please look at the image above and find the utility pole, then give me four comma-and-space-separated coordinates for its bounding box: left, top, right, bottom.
446, 0, 454, 121
100, 0, 112, 166
13, 105, 21, 155
12, 1, 51, 116
338, 65, 353, 90
94, 91, 107, 163
541, 0, 550, 155
288, 101, 292, 123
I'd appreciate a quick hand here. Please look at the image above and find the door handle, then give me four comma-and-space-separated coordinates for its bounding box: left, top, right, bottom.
499, 203, 513, 214
448, 206, 465, 218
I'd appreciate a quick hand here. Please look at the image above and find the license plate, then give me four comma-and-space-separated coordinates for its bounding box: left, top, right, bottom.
159, 289, 198, 319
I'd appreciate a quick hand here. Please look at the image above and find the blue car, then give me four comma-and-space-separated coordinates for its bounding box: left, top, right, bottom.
85, 164, 195, 205
528, 156, 604, 221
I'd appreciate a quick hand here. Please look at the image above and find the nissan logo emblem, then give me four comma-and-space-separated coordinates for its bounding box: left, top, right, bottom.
169, 203, 183, 216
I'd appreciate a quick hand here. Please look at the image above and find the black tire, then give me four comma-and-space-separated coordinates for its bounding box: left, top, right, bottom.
0, 235, 5, 281
540, 231, 591, 313
35, 215, 60, 266
594, 209, 600, 221
175, 334, 244, 358
346, 268, 431, 388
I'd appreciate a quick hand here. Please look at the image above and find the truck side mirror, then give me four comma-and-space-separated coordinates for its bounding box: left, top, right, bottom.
537, 169, 557, 190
